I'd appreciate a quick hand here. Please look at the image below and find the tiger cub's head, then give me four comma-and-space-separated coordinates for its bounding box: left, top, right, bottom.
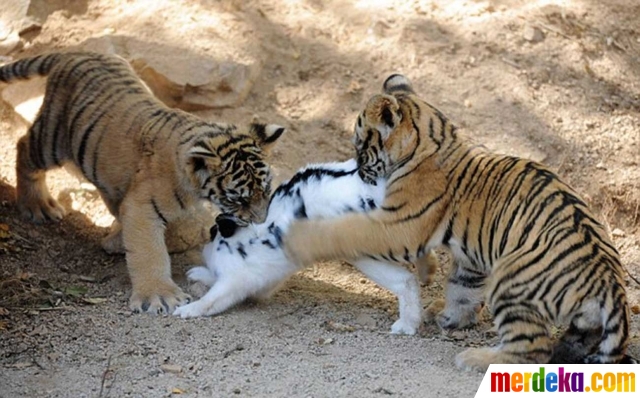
354, 74, 453, 179
353, 112, 390, 184
187, 123, 285, 225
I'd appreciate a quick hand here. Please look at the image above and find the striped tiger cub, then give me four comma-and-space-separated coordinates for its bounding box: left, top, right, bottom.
0, 51, 285, 314
284, 74, 633, 369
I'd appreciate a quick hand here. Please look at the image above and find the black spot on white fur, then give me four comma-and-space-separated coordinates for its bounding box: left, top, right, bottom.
294, 203, 307, 219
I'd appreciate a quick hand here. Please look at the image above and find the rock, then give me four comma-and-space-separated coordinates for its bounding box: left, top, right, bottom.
80, 35, 261, 111
354, 313, 377, 328
130, 57, 260, 111
26, 0, 89, 22
160, 364, 182, 374
324, 320, 355, 332
0, 0, 89, 54
0, 26, 21, 56
523, 25, 544, 43
0, 0, 84, 53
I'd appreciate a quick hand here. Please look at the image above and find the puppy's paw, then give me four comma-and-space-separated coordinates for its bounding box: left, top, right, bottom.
390, 318, 418, 335
129, 281, 191, 315
173, 301, 207, 318
187, 266, 216, 286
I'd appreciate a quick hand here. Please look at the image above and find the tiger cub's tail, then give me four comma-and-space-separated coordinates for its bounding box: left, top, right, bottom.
0, 53, 64, 82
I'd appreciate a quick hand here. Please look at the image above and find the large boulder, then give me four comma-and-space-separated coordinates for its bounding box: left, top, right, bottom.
81, 35, 261, 111
130, 56, 260, 111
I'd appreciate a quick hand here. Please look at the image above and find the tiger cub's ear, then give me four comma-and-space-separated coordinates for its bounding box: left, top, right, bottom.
382, 74, 415, 94
187, 145, 223, 180
249, 123, 286, 152
364, 94, 402, 140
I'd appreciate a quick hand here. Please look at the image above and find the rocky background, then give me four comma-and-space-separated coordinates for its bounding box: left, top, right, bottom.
0, 1, 639, 397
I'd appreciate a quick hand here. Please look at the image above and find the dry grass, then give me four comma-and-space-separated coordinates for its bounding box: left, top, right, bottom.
0, 273, 49, 310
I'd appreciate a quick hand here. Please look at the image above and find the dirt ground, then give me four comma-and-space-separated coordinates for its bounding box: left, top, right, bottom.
1, 0, 639, 397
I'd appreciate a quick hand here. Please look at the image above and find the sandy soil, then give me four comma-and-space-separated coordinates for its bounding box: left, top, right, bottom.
1, 0, 639, 397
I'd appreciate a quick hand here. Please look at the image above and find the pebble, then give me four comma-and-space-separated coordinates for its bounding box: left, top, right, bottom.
611, 228, 625, 237
160, 364, 182, 374
355, 313, 377, 328
523, 25, 544, 43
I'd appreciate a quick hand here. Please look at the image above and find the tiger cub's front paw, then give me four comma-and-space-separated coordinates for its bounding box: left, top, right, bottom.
129, 281, 191, 315
19, 196, 66, 223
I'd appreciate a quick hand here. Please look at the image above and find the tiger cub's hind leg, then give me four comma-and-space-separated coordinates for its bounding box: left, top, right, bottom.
553, 317, 602, 363
101, 219, 125, 254
456, 303, 553, 371
428, 256, 485, 330
584, 290, 631, 364
16, 130, 65, 223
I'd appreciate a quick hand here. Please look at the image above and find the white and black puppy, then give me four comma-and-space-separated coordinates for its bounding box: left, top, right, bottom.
173, 159, 425, 335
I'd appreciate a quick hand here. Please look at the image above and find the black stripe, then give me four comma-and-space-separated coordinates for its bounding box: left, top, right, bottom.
30, 57, 80, 168
387, 156, 425, 188
502, 331, 549, 345
76, 85, 139, 174
21, 56, 42, 77
381, 203, 406, 212
152, 199, 168, 225
273, 167, 357, 198
28, 118, 45, 169
38, 53, 59, 75
178, 124, 209, 145
237, 243, 247, 259
215, 135, 246, 155
148, 111, 179, 144
445, 145, 480, 181
174, 191, 185, 209
50, 61, 131, 165
92, 99, 155, 183
393, 193, 444, 224
440, 142, 464, 165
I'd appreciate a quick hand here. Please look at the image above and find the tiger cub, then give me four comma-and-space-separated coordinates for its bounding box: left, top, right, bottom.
0, 52, 285, 314
284, 74, 632, 369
